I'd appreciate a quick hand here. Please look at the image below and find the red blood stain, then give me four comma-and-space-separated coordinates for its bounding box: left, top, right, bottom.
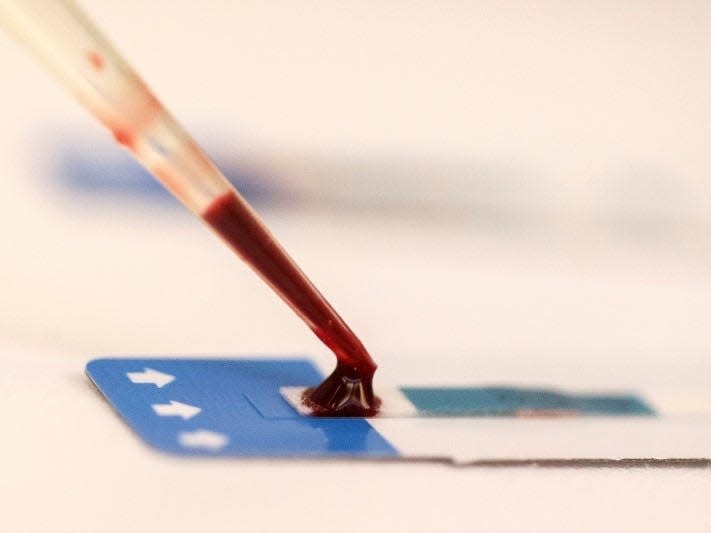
112, 128, 135, 150
202, 191, 378, 416
87, 51, 104, 71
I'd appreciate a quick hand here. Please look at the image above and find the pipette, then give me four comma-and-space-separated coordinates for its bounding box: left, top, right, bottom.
0, 0, 378, 416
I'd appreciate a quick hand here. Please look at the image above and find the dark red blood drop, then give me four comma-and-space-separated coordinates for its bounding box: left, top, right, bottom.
302, 362, 380, 417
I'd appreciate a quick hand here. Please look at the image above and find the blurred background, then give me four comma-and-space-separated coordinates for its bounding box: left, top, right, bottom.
1, 0, 711, 389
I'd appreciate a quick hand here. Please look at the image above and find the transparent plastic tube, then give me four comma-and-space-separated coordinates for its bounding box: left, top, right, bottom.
0, 0, 230, 213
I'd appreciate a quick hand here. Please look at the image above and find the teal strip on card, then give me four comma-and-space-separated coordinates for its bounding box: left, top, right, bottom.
400, 387, 655, 416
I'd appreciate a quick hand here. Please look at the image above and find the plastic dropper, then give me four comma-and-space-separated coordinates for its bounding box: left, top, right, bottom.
0, 0, 378, 416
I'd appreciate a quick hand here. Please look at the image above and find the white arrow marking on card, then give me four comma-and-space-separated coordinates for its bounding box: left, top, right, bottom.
126, 368, 175, 388
178, 430, 228, 451
152, 400, 201, 420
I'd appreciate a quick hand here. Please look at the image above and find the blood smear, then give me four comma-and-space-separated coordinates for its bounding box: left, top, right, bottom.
87, 50, 104, 71
112, 128, 135, 150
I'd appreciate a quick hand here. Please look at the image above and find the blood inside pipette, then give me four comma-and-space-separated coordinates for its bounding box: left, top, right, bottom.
202, 191, 379, 416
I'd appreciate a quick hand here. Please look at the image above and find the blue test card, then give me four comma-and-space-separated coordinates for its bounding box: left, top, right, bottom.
86, 358, 398, 458
87, 357, 668, 461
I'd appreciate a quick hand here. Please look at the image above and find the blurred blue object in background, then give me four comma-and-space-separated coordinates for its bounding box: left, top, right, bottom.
56, 143, 280, 206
